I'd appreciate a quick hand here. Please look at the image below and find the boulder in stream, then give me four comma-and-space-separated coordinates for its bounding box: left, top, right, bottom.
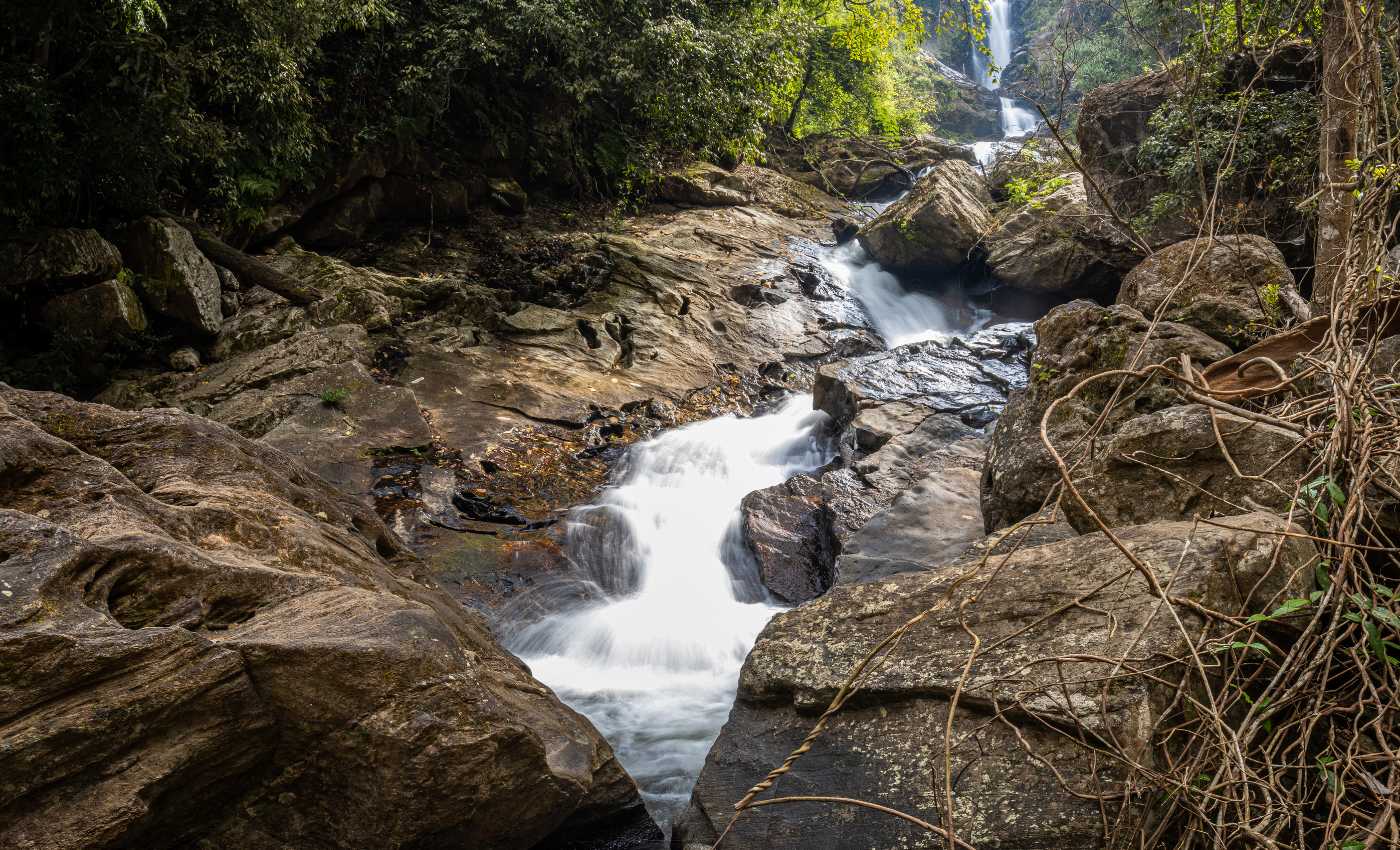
857, 159, 992, 273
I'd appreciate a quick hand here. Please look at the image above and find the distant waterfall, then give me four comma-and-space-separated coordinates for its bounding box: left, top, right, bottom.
970, 0, 1038, 139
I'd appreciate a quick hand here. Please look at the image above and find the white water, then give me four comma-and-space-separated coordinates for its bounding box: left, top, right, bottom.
971, 0, 1039, 140
509, 396, 834, 827
819, 241, 963, 347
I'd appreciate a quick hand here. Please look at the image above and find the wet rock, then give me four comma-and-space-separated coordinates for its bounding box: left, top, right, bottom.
849, 400, 931, 451
981, 301, 1232, 531
122, 217, 223, 335
814, 323, 1033, 430
656, 163, 753, 207
39, 278, 147, 344
790, 263, 842, 302
830, 217, 859, 244
1116, 235, 1299, 348
1065, 404, 1310, 532
167, 346, 201, 372
675, 513, 1311, 850
857, 160, 992, 273
0, 228, 122, 294
0, 385, 649, 850
984, 172, 1124, 295
740, 475, 834, 604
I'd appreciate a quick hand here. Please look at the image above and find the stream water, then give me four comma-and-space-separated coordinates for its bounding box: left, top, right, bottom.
507, 7, 1037, 835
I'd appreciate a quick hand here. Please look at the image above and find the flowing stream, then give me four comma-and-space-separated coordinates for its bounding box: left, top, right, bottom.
508, 397, 835, 826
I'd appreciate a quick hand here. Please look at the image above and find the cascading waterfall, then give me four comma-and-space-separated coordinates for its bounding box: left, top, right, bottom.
971, 0, 1038, 139
508, 396, 834, 828
819, 241, 969, 348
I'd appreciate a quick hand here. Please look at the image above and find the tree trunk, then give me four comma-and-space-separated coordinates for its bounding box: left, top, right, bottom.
785, 46, 816, 136
185, 228, 320, 306
1313, 0, 1361, 310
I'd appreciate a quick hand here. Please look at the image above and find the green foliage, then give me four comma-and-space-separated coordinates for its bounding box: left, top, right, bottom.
1005, 174, 1071, 208
320, 387, 351, 407
1136, 83, 1318, 228
2, 0, 942, 230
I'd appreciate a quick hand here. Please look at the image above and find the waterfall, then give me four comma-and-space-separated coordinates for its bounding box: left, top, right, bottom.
507, 396, 834, 828
970, 0, 1038, 140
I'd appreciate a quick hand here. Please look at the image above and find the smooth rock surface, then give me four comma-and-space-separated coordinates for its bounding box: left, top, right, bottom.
0, 385, 649, 850
984, 172, 1124, 295
739, 474, 833, 604
0, 228, 123, 293
674, 513, 1312, 850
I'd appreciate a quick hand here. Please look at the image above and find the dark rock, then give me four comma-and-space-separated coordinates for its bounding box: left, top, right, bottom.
791, 263, 842, 302
39, 278, 147, 345
378, 174, 472, 223
730, 283, 787, 307
1117, 235, 1299, 348
295, 181, 385, 248
980, 301, 1233, 531
488, 177, 529, 214
1065, 404, 1311, 532
1223, 40, 1318, 93
675, 513, 1311, 849
814, 323, 1033, 430
739, 475, 834, 604
829, 217, 859, 244
0, 228, 122, 294
0, 385, 649, 850
220, 290, 240, 317
167, 346, 201, 372
857, 160, 992, 273
122, 216, 223, 336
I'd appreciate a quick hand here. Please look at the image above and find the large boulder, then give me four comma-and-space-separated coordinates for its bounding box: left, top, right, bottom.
981, 301, 1232, 531
739, 475, 834, 604
0, 385, 651, 849
984, 172, 1125, 295
857, 160, 992, 273
39, 278, 148, 346
1116, 235, 1299, 348
673, 513, 1312, 849
0, 228, 122, 294
814, 323, 1033, 430
1065, 404, 1311, 532
122, 216, 223, 335
1077, 67, 1183, 245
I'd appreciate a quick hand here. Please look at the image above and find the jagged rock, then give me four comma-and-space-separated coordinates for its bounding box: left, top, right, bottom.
674, 513, 1311, 849
1077, 68, 1182, 243
1065, 404, 1310, 532
0, 228, 122, 294
656, 163, 753, 207
1117, 235, 1299, 348
167, 346, 201, 372
830, 216, 859, 244
984, 172, 1121, 295
220, 290, 240, 317
739, 475, 833, 604
981, 301, 1232, 531
857, 160, 992, 272
0, 385, 651, 850
122, 216, 223, 335
814, 323, 1033, 430
849, 400, 932, 451
39, 278, 147, 344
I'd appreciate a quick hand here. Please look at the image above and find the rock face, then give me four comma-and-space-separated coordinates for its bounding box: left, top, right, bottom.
673, 513, 1312, 849
0, 228, 123, 294
0, 385, 650, 850
739, 475, 833, 604
122, 216, 224, 335
1077, 68, 1182, 244
814, 323, 1033, 429
981, 301, 1232, 531
656, 163, 753, 207
1065, 404, 1310, 532
857, 160, 992, 272
39, 278, 148, 343
1116, 235, 1299, 348
984, 172, 1124, 295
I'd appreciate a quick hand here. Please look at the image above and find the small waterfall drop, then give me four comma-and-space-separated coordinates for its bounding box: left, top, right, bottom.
508, 396, 834, 827
820, 241, 961, 347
